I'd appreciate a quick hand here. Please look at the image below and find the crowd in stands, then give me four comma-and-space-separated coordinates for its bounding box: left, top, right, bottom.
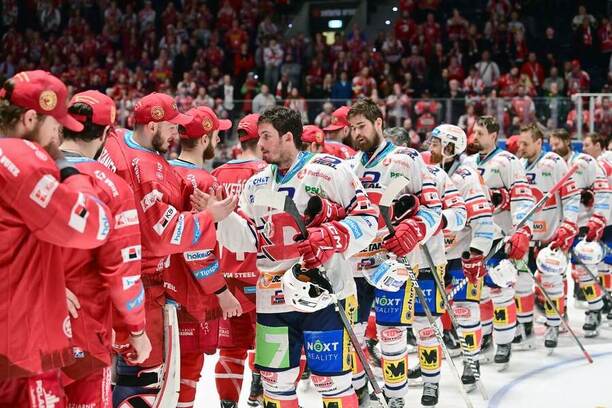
0, 0, 610, 155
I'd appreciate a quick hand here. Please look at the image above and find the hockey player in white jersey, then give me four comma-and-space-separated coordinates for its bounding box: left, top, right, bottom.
550, 129, 611, 336
216, 106, 379, 408
464, 116, 535, 370
427, 124, 495, 389
347, 99, 444, 407
516, 124, 580, 350
582, 133, 612, 324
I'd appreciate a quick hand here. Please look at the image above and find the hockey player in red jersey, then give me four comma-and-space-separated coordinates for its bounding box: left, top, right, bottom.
302, 124, 355, 159
59, 90, 151, 406
0, 71, 113, 406
323, 105, 357, 157
211, 113, 268, 408
167, 106, 242, 408
97, 92, 238, 405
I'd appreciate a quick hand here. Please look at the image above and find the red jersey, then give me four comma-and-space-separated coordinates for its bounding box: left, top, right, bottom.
0, 139, 112, 379
61, 155, 146, 380
211, 159, 267, 313
167, 159, 225, 321
324, 141, 356, 160
98, 129, 223, 293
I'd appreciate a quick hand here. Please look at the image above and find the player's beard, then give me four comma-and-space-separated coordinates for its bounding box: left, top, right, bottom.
553, 144, 569, 158
22, 119, 56, 153
430, 150, 443, 164
202, 139, 215, 161
355, 128, 382, 154
152, 128, 168, 154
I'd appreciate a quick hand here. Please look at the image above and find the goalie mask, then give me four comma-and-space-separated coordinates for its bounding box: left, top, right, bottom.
281, 263, 334, 313
574, 239, 604, 266
536, 246, 568, 275
431, 124, 468, 158
488, 259, 518, 288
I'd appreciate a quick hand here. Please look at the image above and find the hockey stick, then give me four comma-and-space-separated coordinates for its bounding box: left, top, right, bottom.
253, 190, 388, 407
379, 178, 475, 408
515, 259, 594, 364
421, 244, 489, 400
153, 302, 181, 407
570, 247, 612, 304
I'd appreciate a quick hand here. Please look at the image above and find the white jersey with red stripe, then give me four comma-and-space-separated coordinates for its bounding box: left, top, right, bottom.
521, 151, 580, 242
347, 141, 444, 276
596, 151, 612, 225
437, 160, 497, 260
567, 151, 611, 227
464, 148, 535, 234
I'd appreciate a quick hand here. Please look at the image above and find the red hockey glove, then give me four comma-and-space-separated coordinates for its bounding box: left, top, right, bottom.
462, 251, 486, 284
586, 213, 606, 242
304, 196, 346, 227
296, 221, 350, 269
505, 225, 531, 260
383, 217, 427, 257
391, 194, 419, 224
550, 220, 579, 252
489, 188, 511, 212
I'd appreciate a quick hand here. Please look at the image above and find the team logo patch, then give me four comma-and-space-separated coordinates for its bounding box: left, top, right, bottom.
418, 327, 436, 341
151, 106, 165, 120
115, 209, 139, 229
380, 328, 403, 343
419, 345, 441, 371
29, 174, 59, 208
39, 90, 57, 111
121, 245, 142, 263
383, 356, 407, 384
202, 117, 213, 131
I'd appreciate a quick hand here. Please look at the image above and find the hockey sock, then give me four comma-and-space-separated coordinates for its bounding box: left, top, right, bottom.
351, 321, 367, 390
453, 302, 482, 358
378, 324, 408, 397
261, 368, 300, 408
64, 367, 111, 408
514, 272, 534, 324
492, 288, 517, 345
480, 297, 493, 336
414, 317, 441, 384
578, 265, 604, 311
365, 312, 377, 340
179, 352, 205, 408
312, 373, 358, 408
215, 348, 248, 403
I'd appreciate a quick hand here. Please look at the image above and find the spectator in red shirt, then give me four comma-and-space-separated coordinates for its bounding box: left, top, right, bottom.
406, 45, 427, 82
463, 66, 485, 96
421, 13, 441, 45
225, 21, 248, 55
447, 8, 469, 42
447, 56, 465, 82
395, 11, 417, 45
566, 59, 590, 95
234, 43, 255, 82
217, 0, 236, 32
511, 85, 536, 125
352, 67, 377, 98
520, 51, 545, 90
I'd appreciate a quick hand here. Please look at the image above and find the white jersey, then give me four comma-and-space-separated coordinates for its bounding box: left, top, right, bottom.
567, 152, 611, 228
596, 151, 612, 225
348, 141, 444, 276
521, 151, 580, 242
437, 160, 496, 260
464, 148, 534, 235
217, 151, 378, 313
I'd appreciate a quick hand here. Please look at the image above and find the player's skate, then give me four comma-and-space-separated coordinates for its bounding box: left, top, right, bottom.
442, 329, 462, 358
574, 284, 588, 309
583, 310, 602, 338
247, 372, 263, 407
407, 364, 424, 387
370, 392, 404, 408
494, 343, 512, 372
479, 333, 494, 365
421, 383, 439, 407
221, 401, 238, 408
512, 322, 535, 351
460, 360, 480, 393
544, 325, 559, 354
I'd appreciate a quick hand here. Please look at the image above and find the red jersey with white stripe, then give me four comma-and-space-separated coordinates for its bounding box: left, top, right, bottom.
211, 159, 267, 313
324, 140, 356, 160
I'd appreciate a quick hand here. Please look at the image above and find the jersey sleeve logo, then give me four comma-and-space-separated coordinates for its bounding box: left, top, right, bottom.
29, 174, 59, 208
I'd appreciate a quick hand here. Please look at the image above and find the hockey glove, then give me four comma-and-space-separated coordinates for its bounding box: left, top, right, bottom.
296, 221, 350, 269
550, 220, 579, 252
586, 213, 606, 242
462, 250, 486, 284
304, 195, 346, 227
383, 217, 427, 257
489, 188, 511, 212
505, 225, 531, 260
391, 194, 419, 224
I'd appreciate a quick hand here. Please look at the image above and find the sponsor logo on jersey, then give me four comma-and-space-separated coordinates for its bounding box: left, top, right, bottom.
360, 171, 381, 189
0, 148, 20, 177
297, 169, 332, 181
419, 345, 441, 371
383, 357, 407, 384
153, 206, 177, 235
252, 176, 270, 186
304, 330, 344, 372
131, 158, 141, 183
122, 275, 141, 290
380, 327, 403, 343
98, 149, 117, 173
224, 181, 245, 196
140, 189, 163, 212
312, 156, 341, 169
68, 193, 89, 233
418, 327, 436, 341
340, 218, 363, 239
72, 347, 85, 359
192, 260, 219, 280
30, 174, 59, 208
184, 250, 212, 262
271, 289, 285, 305
192, 217, 202, 244
115, 209, 139, 229
453, 306, 471, 318
121, 245, 142, 263
126, 287, 145, 311
94, 170, 119, 197
304, 185, 325, 196
97, 203, 110, 240
170, 214, 185, 245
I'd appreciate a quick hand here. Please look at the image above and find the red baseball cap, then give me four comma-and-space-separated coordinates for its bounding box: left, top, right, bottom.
134, 92, 191, 126
506, 135, 520, 155
180, 106, 232, 139
301, 125, 325, 145
323, 106, 351, 132
69, 90, 116, 126
0, 70, 84, 131
237, 113, 260, 142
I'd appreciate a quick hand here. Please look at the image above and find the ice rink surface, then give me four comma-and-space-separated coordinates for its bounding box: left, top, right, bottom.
195, 292, 612, 408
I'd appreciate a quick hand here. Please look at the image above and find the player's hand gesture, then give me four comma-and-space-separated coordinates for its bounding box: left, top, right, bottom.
126, 331, 152, 365
216, 288, 243, 319
204, 187, 238, 222
66, 288, 80, 318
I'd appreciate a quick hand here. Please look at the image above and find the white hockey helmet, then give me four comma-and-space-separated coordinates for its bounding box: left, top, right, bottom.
488, 259, 518, 288
281, 263, 334, 313
431, 124, 468, 157
363, 259, 409, 292
536, 246, 568, 275
574, 239, 604, 265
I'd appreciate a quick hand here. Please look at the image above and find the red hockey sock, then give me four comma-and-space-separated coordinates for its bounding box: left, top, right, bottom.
365, 312, 377, 340
179, 352, 205, 408
441, 311, 452, 331
248, 349, 258, 373
216, 348, 248, 402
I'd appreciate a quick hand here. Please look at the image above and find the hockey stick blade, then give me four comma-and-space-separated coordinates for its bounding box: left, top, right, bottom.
254, 189, 308, 237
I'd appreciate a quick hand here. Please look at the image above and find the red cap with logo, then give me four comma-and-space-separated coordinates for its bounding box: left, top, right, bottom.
69, 90, 117, 126
323, 106, 351, 132
237, 113, 260, 142
506, 135, 520, 155
301, 125, 325, 145
134, 92, 191, 126
180, 106, 232, 139
0, 70, 84, 131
